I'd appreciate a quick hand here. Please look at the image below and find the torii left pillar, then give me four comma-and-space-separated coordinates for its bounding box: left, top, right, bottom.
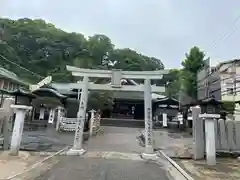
10, 105, 32, 155
67, 76, 89, 155
142, 78, 157, 160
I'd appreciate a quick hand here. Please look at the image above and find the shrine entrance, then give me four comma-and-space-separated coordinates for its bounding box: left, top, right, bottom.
64, 66, 169, 157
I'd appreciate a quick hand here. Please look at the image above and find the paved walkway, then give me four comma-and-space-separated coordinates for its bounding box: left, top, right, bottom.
35, 156, 171, 180
86, 126, 144, 153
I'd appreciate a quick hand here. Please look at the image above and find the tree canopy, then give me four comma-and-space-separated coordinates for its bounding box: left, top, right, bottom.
0, 18, 164, 84
180, 46, 208, 101
0, 18, 166, 110
0, 18, 211, 110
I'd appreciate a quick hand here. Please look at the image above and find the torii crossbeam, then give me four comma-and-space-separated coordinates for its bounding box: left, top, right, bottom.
66, 65, 169, 159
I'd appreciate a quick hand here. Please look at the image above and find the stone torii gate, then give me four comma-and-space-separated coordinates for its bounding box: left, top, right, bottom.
65, 65, 169, 159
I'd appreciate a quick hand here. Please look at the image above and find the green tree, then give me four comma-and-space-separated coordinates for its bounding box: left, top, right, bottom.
0, 18, 166, 111
0, 18, 164, 83
164, 69, 181, 99
181, 46, 208, 100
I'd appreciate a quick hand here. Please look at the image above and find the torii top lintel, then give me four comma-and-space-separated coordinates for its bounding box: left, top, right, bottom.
66, 65, 169, 80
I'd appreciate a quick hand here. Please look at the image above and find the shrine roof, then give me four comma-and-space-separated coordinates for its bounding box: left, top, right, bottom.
200, 97, 222, 105
32, 88, 67, 99
8, 88, 36, 98
155, 97, 179, 105
0, 67, 29, 86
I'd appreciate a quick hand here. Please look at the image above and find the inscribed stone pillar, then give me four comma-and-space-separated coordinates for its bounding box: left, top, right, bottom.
162, 113, 167, 127
67, 76, 89, 156
10, 105, 32, 155
56, 106, 62, 131
200, 113, 220, 166
192, 106, 204, 160
142, 78, 156, 160
48, 108, 55, 124
39, 108, 44, 120
178, 113, 183, 125
2, 98, 14, 150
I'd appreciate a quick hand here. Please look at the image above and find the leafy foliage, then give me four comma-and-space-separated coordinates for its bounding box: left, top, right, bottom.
221, 101, 235, 115
163, 69, 181, 99
181, 46, 208, 101
0, 18, 164, 83
0, 18, 165, 110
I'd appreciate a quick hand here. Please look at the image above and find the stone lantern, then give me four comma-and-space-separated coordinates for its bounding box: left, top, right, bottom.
9, 88, 35, 106
200, 97, 222, 114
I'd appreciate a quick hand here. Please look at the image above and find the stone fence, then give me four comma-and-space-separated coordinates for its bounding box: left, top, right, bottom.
59, 112, 101, 134
59, 117, 77, 132
210, 118, 240, 153
192, 106, 240, 165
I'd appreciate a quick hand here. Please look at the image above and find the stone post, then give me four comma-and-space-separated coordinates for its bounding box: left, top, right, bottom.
48, 108, 55, 124
162, 113, 167, 127
10, 104, 32, 155
56, 106, 62, 131
142, 78, 156, 160
192, 106, 204, 160
89, 109, 96, 136
199, 113, 220, 166
2, 98, 14, 150
178, 113, 183, 125
67, 76, 89, 156
39, 107, 45, 120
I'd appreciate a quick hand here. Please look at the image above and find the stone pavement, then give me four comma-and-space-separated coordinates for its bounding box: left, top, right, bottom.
153, 129, 193, 158
20, 127, 77, 152
86, 126, 144, 153
6, 125, 240, 180
35, 154, 176, 180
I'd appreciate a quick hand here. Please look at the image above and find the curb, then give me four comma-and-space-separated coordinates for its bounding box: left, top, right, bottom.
158, 150, 195, 180
4, 146, 70, 180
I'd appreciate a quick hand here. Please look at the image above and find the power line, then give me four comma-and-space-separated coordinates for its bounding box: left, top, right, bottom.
207, 14, 240, 52
0, 54, 44, 79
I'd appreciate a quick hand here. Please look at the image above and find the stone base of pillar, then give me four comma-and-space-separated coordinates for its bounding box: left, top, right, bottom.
66, 148, 86, 156
141, 152, 157, 160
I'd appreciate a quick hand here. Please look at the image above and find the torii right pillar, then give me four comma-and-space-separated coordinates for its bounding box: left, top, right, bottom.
142, 78, 157, 160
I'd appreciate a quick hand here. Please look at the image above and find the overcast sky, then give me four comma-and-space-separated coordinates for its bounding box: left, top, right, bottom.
1, 0, 240, 68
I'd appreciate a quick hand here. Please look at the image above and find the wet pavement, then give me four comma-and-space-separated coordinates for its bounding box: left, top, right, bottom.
15, 125, 240, 180
20, 125, 193, 157
21, 127, 74, 152
86, 126, 144, 153
35, 156, 171, 180
153, 129, 193, 158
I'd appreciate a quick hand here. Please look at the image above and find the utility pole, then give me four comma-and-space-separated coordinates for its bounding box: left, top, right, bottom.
232, 60, 236, 121
204, 59, 210, 99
